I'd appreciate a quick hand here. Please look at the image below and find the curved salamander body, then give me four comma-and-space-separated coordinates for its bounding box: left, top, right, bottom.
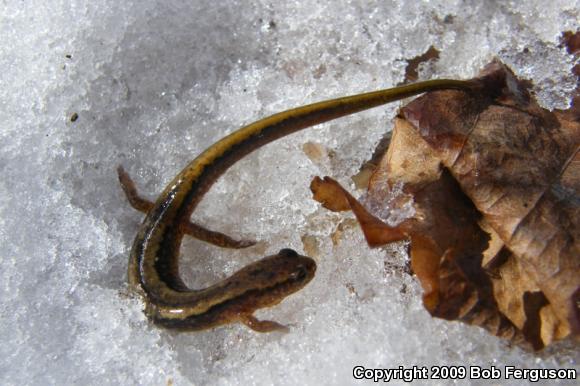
119, 79, 475, 332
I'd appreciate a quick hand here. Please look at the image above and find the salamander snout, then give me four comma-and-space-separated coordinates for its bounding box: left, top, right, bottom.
290, 256, 316, 283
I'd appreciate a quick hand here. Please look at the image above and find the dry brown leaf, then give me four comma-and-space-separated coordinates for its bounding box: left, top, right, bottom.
311, 60, 579, 350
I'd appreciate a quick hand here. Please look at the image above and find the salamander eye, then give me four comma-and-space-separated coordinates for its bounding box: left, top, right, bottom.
278, 248, 298, 258
289, 266, 307, 281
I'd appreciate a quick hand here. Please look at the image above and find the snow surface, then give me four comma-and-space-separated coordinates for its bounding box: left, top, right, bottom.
1, 1, 578, 385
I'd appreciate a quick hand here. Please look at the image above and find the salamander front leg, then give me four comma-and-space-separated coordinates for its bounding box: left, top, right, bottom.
240, 314, 289, 333
117, 165, 256, 248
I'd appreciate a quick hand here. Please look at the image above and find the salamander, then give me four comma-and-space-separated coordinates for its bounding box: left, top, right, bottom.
118, 79, 475, 332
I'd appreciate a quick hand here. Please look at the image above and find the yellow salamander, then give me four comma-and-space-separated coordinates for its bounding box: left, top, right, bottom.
118, 79, 475, 332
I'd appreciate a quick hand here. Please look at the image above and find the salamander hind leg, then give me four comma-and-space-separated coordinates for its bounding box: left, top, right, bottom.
240, 314, 289, 333
117, 165, 153, 212
117, 165, 255, 249
180, 222, 256, 249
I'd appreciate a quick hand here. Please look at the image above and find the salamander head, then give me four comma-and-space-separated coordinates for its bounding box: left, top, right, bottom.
216, 248, 316, 308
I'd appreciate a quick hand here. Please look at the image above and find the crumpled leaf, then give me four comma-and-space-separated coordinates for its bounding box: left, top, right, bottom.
311, 60, 579, 350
